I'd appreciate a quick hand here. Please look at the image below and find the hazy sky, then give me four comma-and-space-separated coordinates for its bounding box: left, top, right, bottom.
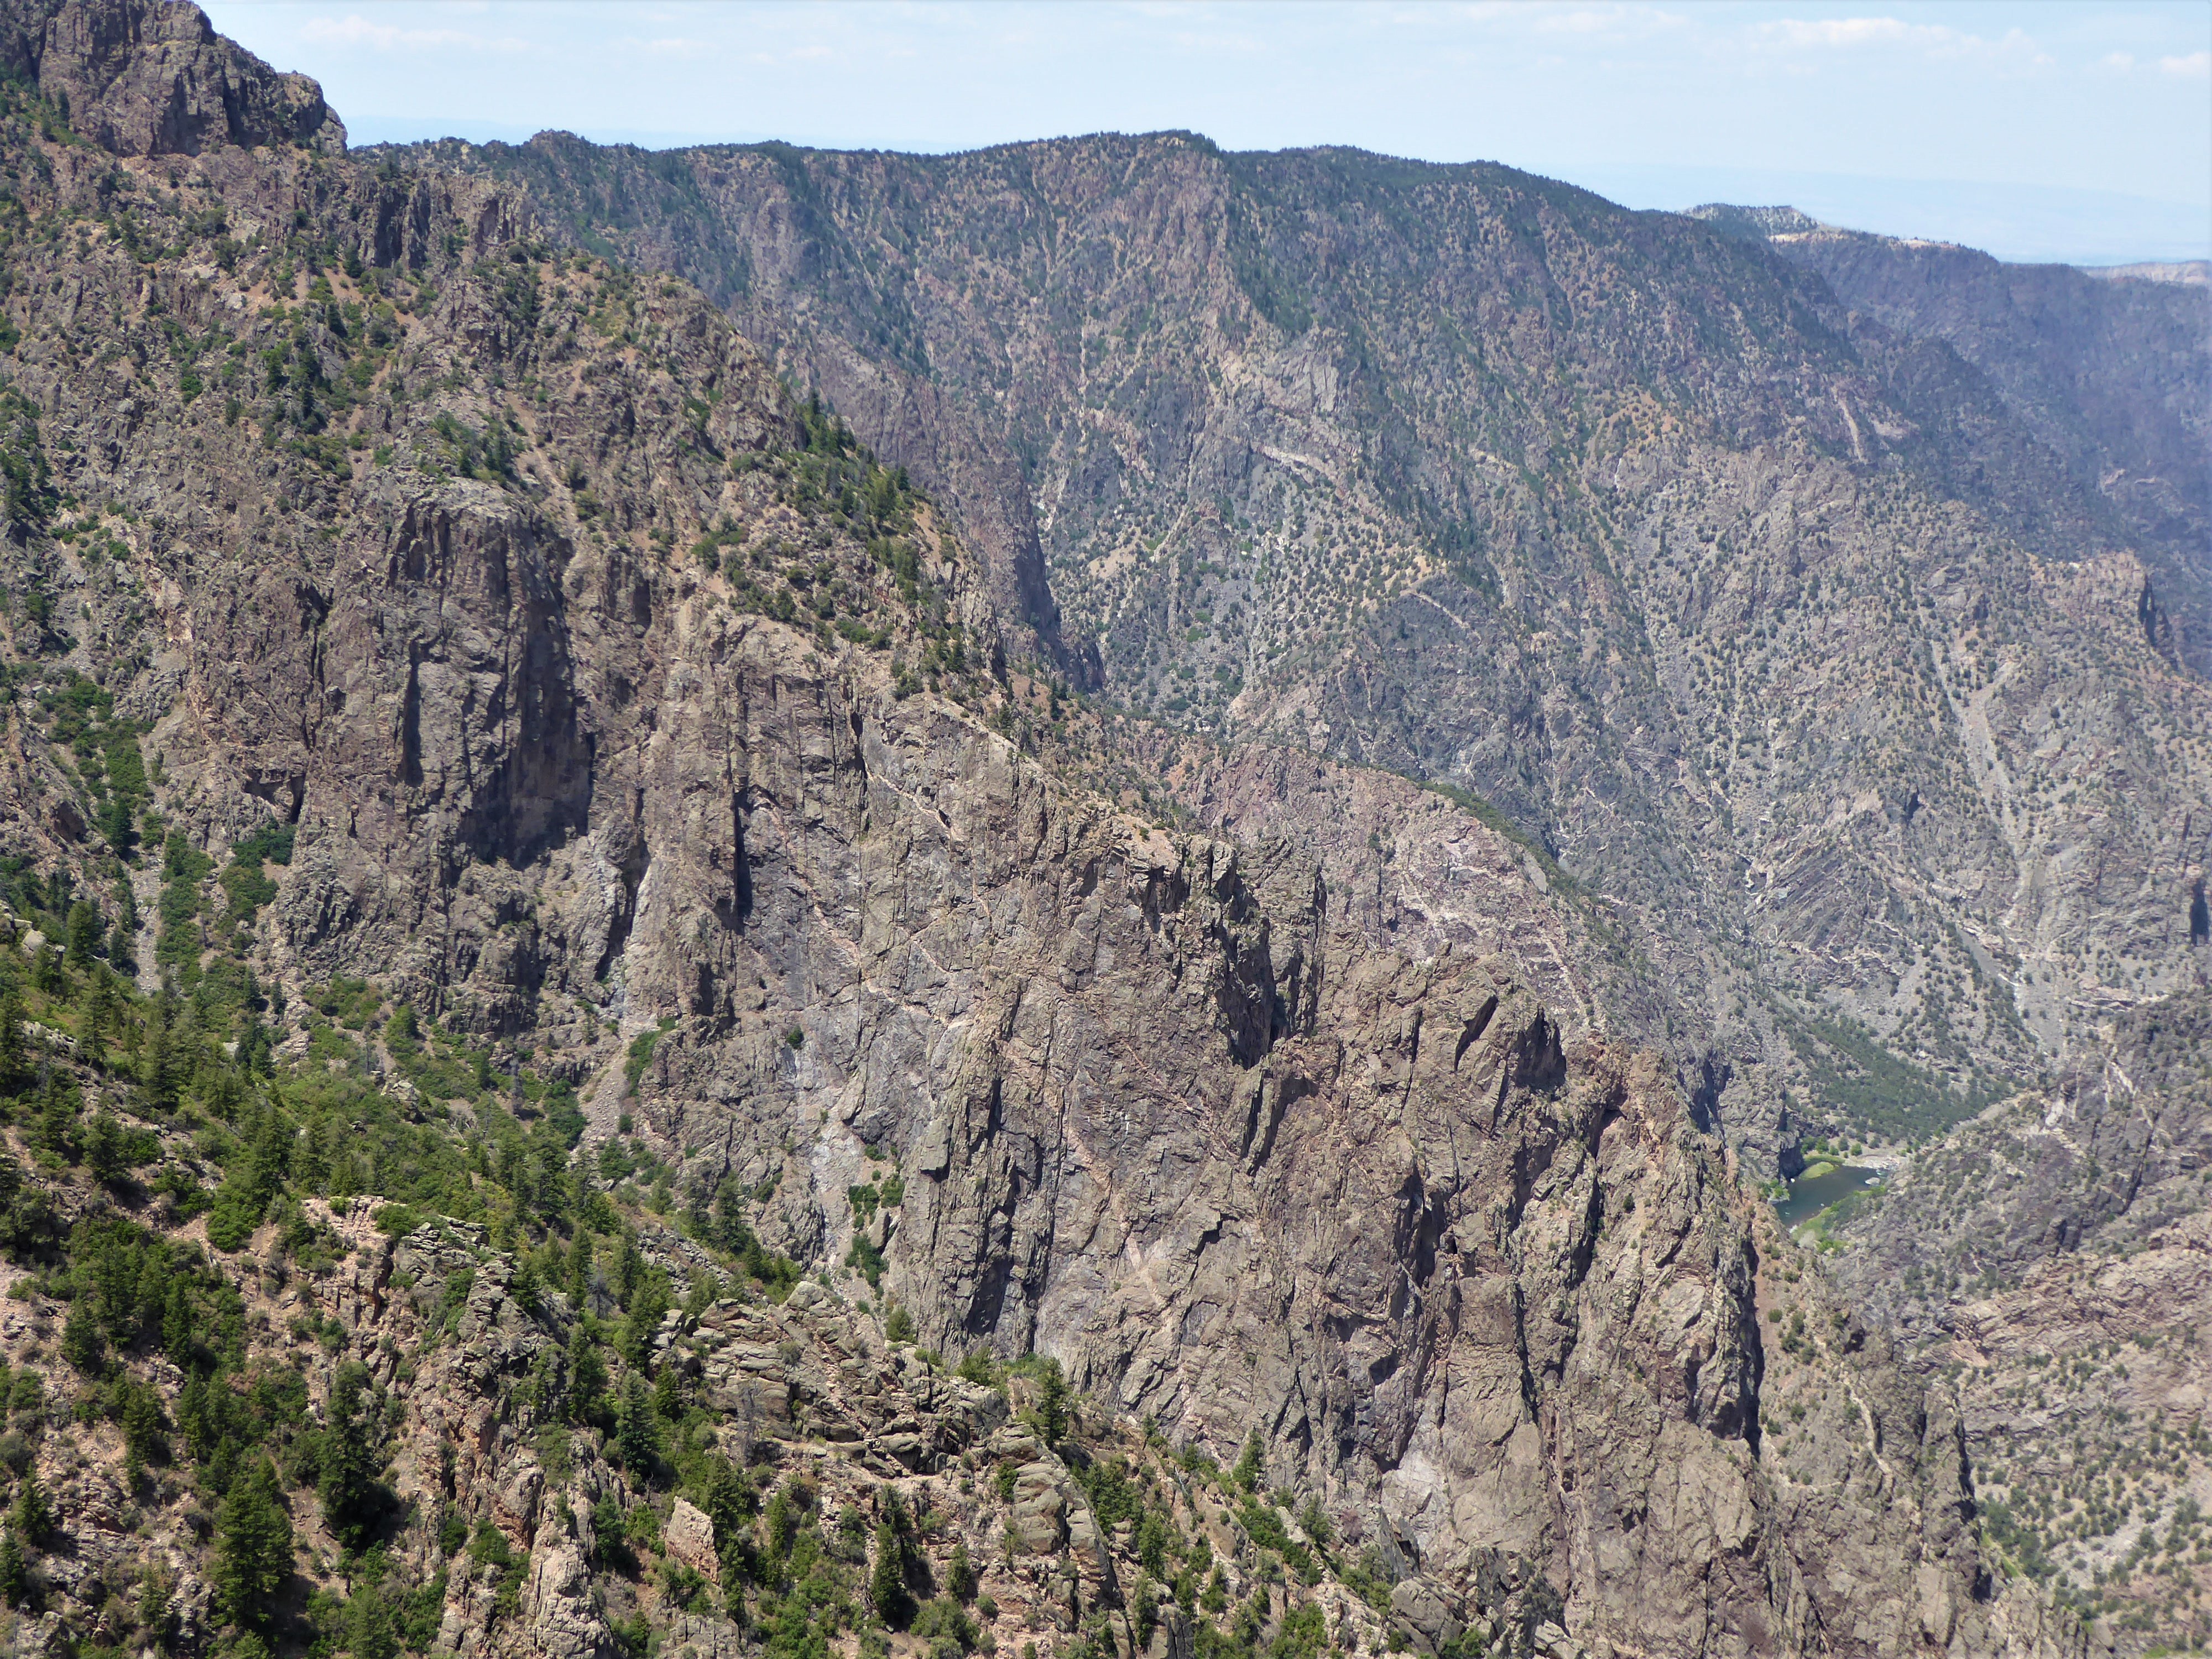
201, 1, 2212, 265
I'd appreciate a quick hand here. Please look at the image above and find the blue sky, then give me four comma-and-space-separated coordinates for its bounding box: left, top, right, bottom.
201, 1, 2212, 265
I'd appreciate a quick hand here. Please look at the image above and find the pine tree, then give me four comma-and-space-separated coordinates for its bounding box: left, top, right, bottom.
64, 900, 100, 969
34, 1071, 76, 1163
244, 1109, 291, 1208
138, 1568, 174, 1635
348, 1573, 402, 1659
0, 989, 22, 1095
61, 1298, 106, 1378
567, 1228, 595, 1308
703, 1454, 754, 1558
82, 968, 114, 1067
237, 1013, 272, 1076
163, 1278, 196, 1364
11, 1468, 51, 1545
85, 1110, 125, 1183
651, 1361, 684, 1421
870, 1521, 908, 1627
144, 995, 182, 1112
567, 1324, 607, 1422
0, 1526, 24, 1608
613, 1372, 659, 1475
100, 792, 135, 860
318, 1363, 380, 1550
1232, 1431, 1264, 1494
213, 1457, 293, 1629
711, 1181, 757, 1255
1037, 1357, 1068, 1446
614, 1233, 644, 1310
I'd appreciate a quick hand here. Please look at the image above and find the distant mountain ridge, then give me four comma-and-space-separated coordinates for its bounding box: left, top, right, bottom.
1678, 200, 2208, 665
1683, 202, 1829, 240
2081, 261, 2209, 286
388, 127, 2212, 1177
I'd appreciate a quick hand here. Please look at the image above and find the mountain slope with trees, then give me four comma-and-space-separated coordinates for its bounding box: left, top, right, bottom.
0, 1, 2194, 1656
390, 129, 2212, 1171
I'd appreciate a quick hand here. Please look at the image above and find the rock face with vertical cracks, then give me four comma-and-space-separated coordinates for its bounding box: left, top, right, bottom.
0, 4, 2103, 1652
2, 0, 345, 157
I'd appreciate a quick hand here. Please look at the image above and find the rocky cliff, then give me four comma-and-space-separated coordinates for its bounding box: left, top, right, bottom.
386, 132, 2212, 1174
0, 3, 2190, 1658
1830, 991, 2212, 1647
1746, 220, 2209, 675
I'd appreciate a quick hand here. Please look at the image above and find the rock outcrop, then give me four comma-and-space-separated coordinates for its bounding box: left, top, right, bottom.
2, 0, 345, 157
0, 4, 2178, 1657
397, 130, 2212, 1176
1830, 992, 2212, 1650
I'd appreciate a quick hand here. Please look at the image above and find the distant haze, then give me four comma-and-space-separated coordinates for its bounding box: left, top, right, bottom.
205, 0, 2212, 269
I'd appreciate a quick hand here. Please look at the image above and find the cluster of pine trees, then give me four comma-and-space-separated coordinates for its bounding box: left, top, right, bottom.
0, 806, 828, 1651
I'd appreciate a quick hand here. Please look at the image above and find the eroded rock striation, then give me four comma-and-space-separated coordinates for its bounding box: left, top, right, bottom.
0, 3, 2182, 1657
1832, 992, 2212, 1646
400, 131, 2212, 1174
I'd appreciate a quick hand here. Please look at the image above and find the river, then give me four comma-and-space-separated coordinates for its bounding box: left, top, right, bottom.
1774, 1162, 1885, 1230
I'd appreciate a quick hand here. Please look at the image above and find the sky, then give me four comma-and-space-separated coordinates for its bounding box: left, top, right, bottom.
199, 1, 2212, 267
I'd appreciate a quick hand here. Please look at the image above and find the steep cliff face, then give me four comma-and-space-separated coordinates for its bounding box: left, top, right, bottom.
0, 5, 2126, 1657
1830, 993, 2212, 1651
1753, 225, 2209, 674
389, 132, 2212, 1168
0, 0, 344, 158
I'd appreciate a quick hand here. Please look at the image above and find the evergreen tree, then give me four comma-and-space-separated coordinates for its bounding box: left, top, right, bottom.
0, 1151, 51, 1258
1231, 1431, 1264, 1494
703, 1454, 755, 1554
11, 1468, 51, 1545
567, 1229, 594, 1308
212, 1457, 293, 1629
319, 1363, 382, 1550
162, 1277, 196, 1365
82, 968, 114, 1067
144, 995, 183, 1112
711, 1181, 757, 1256
612, 1372, 659, 1475
1037, 1357, 1068, 1447
138, 1568, 174, 1639
0, 1526, 24, 1608
567, 1324, 607, 1422
237, 1013, 273, 1077
34, 1071, 76, 1162
244, 1109, 291, 1208
100, 792, 135, 860
347, 1573, 402, 1659
619, 1266, 670, 1369
651, 1361, 684, 1421
614, 1232, 644, 1310
84, 1110, 126, 1183
64, 900, 100, 969
62, 1297, 104, 1374
870, 1522, 908, 1626
0, 989, 23, 1095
